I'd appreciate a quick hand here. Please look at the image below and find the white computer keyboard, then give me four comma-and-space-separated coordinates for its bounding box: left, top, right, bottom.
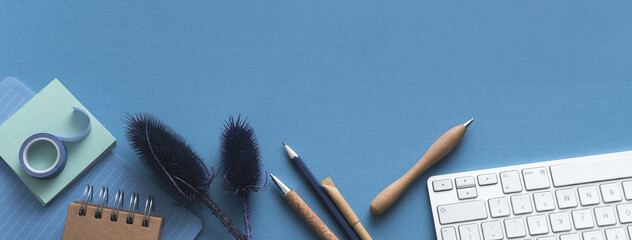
427, 150, 632, 240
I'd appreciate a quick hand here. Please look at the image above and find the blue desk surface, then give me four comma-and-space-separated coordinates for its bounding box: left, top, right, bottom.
2, 2, 632, 239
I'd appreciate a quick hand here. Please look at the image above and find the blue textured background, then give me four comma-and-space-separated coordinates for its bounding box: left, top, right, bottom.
2, 2, 632, 239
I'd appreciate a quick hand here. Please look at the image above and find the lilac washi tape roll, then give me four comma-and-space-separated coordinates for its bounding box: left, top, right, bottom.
19, 107, 92, 179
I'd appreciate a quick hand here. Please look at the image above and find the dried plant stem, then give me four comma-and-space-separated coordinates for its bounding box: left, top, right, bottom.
199, 191, 247, 240
240, 193, 253, 240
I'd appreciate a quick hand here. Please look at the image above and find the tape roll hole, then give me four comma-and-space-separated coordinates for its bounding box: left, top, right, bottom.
23, 137, 61, 173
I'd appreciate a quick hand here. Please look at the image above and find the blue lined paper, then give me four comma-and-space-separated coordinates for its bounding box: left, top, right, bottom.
0, 77, 35, 123
0, 78, 202, 239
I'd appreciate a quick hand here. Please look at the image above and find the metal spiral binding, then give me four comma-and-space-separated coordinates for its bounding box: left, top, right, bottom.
78, 185, 93, 216
76, 186, 156, 226
94, 187, 108, 219
142, 195, 155, 227
110, 190, 124, 221
126, 192, 139, 224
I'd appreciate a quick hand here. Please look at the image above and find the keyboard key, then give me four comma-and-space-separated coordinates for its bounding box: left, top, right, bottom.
459, 223, 481, 240
578, 186, 600, 206
477, 173, 498, 186
605, 228, 626, 240
556, 189, 578, 209
600, 183, 623, 203
533, 192, 555, 212
623, 181, 632, 200
458, 187, 478, 200
571, 209, 594, 229
537, 237, 556, 240
456, 176, 476, 189
433, 179, 453, 192
441, 227, 457, 240
526, 215, 548, 235
510, 194, 532, 215
437, 200, 488, 224
500, 171, 522, 193
550, 212, 572, 232
488, 198, 511, 218
595, 206, 617, 226
503, 218, 526, 239
628, 227, 632, 240
481, 221, 503, 240
522, 167, 550, 190
583, 230, 604, 240
616, 203, 632, 223
550, 156, 632, 187
560, 233, 580, 240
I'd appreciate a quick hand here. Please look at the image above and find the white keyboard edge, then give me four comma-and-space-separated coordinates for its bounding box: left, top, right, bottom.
427, 150, 632, 240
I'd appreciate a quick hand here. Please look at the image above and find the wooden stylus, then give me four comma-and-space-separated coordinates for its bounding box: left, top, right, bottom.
270, 173, 339, 240
369, 118, 474, 216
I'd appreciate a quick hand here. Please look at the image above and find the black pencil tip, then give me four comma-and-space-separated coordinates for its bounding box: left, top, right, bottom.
282, 141, 286, 146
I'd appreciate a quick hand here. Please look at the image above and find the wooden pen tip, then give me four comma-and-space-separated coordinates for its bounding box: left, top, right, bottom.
463, 118, 474, 128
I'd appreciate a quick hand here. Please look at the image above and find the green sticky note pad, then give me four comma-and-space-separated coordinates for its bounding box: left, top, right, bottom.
0, 79, 116, 205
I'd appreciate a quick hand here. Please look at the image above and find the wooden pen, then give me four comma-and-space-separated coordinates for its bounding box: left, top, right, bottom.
370, 118, 474, 216
321, 177, 372, 240
282, 142, 360, 240
270, 173, 339, 240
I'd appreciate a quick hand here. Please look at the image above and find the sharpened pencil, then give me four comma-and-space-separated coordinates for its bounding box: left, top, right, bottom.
282, 142, 360, 240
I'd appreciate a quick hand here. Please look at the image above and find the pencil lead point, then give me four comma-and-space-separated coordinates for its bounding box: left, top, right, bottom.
282, 141, 286, 146
463, 118, 474, 128
282, 142, 299, 158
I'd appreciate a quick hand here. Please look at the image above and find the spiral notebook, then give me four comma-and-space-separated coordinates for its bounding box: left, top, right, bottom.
0, 78, 202, 239
63, 185, 164, 240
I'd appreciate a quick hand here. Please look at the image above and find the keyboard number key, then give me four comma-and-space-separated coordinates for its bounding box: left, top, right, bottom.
510, 194, 533, 215
503, 218, 526, 239
555, 189, 578, 209
522, 167, 550, 190
433, 179, 453, 192
600, 183, 623, 203
489, 197, 511, 218
481, 221, 503, 240
533, 192, 555, 212
578, 186, 600, 206
500, 171, 522, 194
616, 203, 632, 223
526, 215, 548, 235
441, 227, 457, 240
458, 223, 481, 240
477, 173, 498, 186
